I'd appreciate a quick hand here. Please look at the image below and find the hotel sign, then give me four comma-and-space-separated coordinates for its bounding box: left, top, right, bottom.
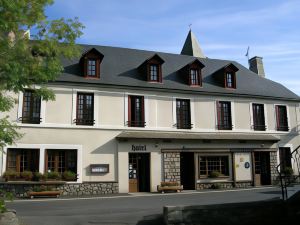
131, 144, 147, 151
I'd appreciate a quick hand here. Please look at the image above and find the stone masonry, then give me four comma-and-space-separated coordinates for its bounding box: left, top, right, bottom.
0, 182, 118, 198
163, 152, 180, 182
270, 151, 278, 184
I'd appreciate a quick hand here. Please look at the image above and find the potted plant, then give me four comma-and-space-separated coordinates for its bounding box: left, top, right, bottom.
62, 171, 77, 181
46, 171, 61, 181
209, 171, 221, 178
282, 167, 294, 177
32, 172, 47, 181
20, 171, 33, 181
2, 171, 19, 181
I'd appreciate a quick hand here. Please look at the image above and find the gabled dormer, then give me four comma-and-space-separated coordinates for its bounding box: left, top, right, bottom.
180, 59, 205, 86
139, 54, 165, 83
80, 48, 104, 79
213, 63, 239, 89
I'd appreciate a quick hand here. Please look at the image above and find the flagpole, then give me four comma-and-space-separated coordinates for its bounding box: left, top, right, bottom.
245, 46, 250, 67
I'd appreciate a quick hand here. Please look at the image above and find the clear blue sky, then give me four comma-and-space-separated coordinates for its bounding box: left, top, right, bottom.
46, 0, 300, 95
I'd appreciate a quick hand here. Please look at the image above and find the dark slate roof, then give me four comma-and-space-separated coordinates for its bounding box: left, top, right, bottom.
56, 44, 300, 101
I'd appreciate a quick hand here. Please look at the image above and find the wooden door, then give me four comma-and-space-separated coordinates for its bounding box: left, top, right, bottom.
129, 154, 138, 192
254, 152, 271, 185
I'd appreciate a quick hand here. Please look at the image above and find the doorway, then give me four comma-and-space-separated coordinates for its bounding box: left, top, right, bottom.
254, 152, 271, 185
128, 153, 150, 192
180, 152, 195, 190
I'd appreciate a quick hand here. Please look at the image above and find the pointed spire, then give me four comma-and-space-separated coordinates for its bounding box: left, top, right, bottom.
181, 29, 206, 58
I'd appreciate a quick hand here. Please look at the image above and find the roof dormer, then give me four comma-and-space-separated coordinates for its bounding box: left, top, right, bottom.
139, 54, 165, 83
80, 48, 104, 79
213, 63, 239, 89
180, 59, 205, 87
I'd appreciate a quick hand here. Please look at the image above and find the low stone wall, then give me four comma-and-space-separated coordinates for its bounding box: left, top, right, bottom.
0, 182, 119, 198
196, 181, 252, 190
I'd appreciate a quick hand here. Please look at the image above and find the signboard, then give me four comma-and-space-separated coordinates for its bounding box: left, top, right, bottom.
90, 164, 109, 174
131, 144, 147, 152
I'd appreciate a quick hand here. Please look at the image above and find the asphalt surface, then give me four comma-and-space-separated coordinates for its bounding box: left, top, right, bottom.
6, 186, 300, 225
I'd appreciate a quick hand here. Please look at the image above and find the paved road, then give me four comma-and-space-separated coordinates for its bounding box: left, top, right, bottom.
7, 186, 300, 225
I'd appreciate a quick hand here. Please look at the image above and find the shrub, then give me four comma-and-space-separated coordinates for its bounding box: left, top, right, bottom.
282, 167, 294, 176
161, 181, 180, 187
46, 171, 61, 180
62, 171, 76, 181
2, 171, 19, 180
209, 171, 221, 178
33, 172, 46, 181
20, 171, 33, 181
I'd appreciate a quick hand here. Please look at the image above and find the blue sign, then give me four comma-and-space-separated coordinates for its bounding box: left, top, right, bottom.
244, 162, 250, 169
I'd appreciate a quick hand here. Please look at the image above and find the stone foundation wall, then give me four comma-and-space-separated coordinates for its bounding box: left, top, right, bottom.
196, 181, 252, 190
0, 182, 118, 198
163, 153, 180, 182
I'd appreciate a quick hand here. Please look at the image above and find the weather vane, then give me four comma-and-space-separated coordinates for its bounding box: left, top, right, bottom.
189, 23, 192, 29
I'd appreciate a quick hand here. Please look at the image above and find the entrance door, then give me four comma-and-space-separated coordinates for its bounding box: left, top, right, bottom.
254, 152, 271, 185
279, 147, 292, 170
180, 152, 195, 190
129, 153, 150, 192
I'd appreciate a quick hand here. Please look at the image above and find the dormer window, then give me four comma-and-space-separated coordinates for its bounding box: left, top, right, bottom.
150, 64, 159, 82
180, 59, 204, 87
80, 48, 104, 79
139, 54, 164, 83
213, 63, 238, 89
190, 68, 200, 86
225, 72, 234, 88
87, 59, 96, 77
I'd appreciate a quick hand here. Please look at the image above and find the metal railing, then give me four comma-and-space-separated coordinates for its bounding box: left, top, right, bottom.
18, 117, 42, 124
126, 121, 146, 127
174, 123, 193, 129
73, 118, 95, 126
276, 145, 300, 200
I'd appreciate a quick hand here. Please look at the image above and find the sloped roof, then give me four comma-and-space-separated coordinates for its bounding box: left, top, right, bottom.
55, 44, 300, 101
180, 30, 206, 58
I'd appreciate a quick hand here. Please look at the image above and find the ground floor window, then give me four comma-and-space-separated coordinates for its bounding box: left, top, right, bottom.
198, 156, 229, 178
6, 148, 39, 172
45, 149, 77, 174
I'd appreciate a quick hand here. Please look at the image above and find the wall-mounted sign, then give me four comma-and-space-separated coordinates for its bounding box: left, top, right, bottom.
90, 164, 109, 174
244, 162, 250, 169
131, 145, 147, 151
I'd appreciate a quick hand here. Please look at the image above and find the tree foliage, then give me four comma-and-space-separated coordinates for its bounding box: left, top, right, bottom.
0, 0, 84, 147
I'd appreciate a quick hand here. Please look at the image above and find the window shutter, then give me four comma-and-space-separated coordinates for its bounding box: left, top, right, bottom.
217, 101, 221, 128
275, 105, 280, 130
128, 96, 131, 126
198, 70, 202, 86
141, 96, 145, 123
188, 69, 191, 85
159, 65, 162, 83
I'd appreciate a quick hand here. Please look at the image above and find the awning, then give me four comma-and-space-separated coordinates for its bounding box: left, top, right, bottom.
116, 131, 280, 142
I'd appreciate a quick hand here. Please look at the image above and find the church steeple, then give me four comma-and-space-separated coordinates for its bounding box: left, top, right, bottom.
181, 29, 205, 58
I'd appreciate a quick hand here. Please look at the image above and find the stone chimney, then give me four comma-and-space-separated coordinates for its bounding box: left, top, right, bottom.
249, 56, 265, 77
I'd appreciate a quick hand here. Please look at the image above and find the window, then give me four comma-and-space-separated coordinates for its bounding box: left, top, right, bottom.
190, 69, 201, 86
252, 103, 266, 131
217, 101, 232, 130
6, 149, 39, 173
225, 73, 234, 88
45, 149, 77, 175
87, 59, 96, 76
279, 147, 292, 171
149, 64, 160, 82
21, 90, 41, 124
199, 156, 229, 178
76, 93, 94, 126
176, 99, 192, 129
128, 95, 145, 127
276, 105, 288, 131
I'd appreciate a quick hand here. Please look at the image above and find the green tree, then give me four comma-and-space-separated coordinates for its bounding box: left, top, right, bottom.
0, 0, 84, 148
